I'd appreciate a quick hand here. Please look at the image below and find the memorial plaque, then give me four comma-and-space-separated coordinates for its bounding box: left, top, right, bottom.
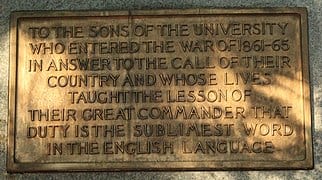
8, 8, 313, 172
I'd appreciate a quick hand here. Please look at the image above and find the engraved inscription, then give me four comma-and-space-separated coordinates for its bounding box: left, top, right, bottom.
8, 9, 312, 172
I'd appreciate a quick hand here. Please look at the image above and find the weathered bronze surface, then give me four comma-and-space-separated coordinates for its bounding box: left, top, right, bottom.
8, 9, 312, 172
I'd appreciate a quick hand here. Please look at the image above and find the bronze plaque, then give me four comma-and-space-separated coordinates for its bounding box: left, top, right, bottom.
8, 8, 313, 172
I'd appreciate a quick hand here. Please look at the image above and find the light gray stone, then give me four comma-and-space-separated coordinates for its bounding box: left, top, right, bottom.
0, 0, 321, 179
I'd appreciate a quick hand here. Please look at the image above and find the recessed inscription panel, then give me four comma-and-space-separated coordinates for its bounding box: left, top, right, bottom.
8, 9, 312, 172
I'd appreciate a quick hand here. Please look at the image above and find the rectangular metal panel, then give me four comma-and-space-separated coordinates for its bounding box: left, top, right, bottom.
8, 8, 312, 172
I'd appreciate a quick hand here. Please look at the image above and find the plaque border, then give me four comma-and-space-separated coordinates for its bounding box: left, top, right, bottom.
7, 8, 313, 172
